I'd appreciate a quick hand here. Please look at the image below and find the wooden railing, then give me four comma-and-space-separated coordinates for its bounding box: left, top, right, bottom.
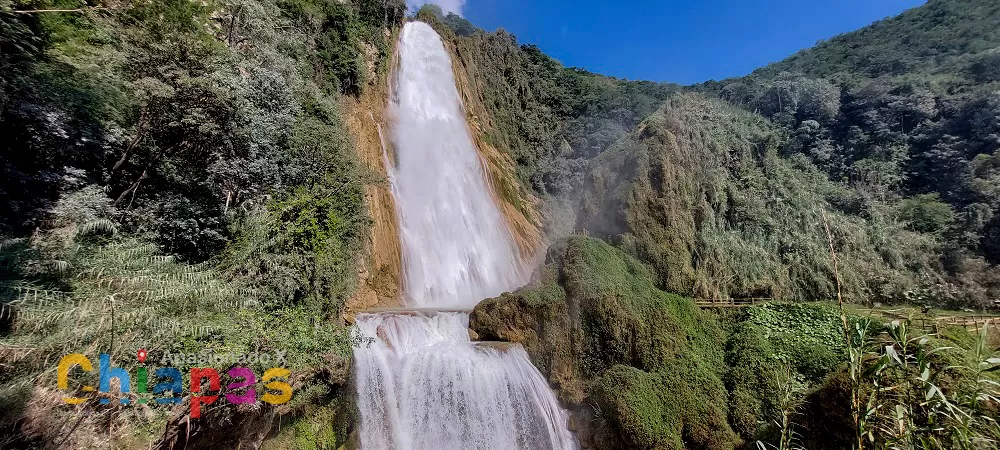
694, 298, 771, 308
854, 308, 999, 333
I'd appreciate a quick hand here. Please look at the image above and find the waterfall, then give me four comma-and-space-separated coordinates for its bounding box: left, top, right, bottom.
353, 313, 577, 450
352, 22, 577, 450
387, 21, 525, 309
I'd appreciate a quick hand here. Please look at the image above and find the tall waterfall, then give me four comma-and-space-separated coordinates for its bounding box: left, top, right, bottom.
352, 21, 577, 450
387, 21, 525, 309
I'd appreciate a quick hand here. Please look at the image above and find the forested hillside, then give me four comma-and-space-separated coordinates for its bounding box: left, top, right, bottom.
425, 0, 1000, 309
577, 94, 934, 302
696, 0, 1000, 306
0, 0, 403, 446
453, 4, 1000, 447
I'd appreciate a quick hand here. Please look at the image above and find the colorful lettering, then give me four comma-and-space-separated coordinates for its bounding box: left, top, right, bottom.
57, 353, 94, 405
190, 368, 220, 418
98, 353, 131, 405
56, 351, 293, 412
225, 367, 257, 404
261, 368, 292, 405
153, 367, 183, 405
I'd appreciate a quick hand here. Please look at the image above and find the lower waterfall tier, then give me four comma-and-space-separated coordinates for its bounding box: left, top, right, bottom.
353, 312, 578, 450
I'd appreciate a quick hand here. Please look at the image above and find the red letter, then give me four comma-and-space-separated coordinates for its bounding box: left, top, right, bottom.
190, 368, 220, 418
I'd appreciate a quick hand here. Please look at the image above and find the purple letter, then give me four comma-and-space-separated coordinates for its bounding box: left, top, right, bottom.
225, 367, 257, 404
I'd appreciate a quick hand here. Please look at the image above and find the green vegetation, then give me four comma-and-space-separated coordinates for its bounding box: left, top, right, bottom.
694, 0, 1000, 308
0, 0, 403, 446
722, 304, 847, 443
839, 318, 1000, 449
465, 0, 1000, 445
473, 236, 739, 450
424, 0, 1000, 310
473, 236, 999, 450
578, 94, 934, 303
262, 404, 348, 450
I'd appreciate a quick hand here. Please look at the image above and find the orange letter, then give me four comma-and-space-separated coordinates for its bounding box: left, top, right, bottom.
57, 354, 94, 404
261, 368, 292, 405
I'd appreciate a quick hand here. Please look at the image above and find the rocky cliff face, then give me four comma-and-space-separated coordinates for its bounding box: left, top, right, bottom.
344, 43, 404, 312
447, 37, 546, 261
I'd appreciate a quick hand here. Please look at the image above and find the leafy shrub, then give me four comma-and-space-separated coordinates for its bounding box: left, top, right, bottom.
899, 194, 955, 234
723, 303, 847, 441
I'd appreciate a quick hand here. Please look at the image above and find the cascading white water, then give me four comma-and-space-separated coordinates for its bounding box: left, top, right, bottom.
353, 313, 577, 450
387, 21, 525, 308
352, 21, 577, 450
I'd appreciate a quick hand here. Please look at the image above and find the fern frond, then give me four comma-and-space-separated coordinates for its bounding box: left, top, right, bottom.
75, 219, 119, 237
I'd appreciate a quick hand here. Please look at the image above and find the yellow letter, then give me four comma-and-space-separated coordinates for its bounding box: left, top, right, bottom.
57, 354, 94, 404
261, 368, 292, 405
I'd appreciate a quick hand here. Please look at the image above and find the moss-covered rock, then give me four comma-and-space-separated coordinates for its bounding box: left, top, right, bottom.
471, 236, 739, 449
796, 371, 855, 450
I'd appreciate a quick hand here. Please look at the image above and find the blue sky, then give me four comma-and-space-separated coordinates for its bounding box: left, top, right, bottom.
411, 0, 927, 84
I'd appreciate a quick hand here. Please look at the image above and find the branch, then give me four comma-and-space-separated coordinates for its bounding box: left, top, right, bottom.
821, 209, 849, 338
113, 106, 147, 172
114, 170, 148, 206
822, 208, 864, 450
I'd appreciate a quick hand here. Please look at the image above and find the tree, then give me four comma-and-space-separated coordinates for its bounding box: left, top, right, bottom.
898, 193, 955, 234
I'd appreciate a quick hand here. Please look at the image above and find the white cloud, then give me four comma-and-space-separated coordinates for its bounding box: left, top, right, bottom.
407, 0, 466, 16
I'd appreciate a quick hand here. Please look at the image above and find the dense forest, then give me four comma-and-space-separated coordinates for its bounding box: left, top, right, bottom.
425, 0, 1000, 309
1, 0, 998, 449
696, 0, 1000, 307
1, 0, 404, 447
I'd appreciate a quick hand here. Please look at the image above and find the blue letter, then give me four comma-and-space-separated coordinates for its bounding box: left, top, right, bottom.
153, 367, 183, 405
98, 353, 131, 405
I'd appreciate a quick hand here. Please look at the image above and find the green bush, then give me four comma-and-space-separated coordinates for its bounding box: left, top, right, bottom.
0, 0, 395, 445
722, 303, 847, 441
899, 194, 955, 234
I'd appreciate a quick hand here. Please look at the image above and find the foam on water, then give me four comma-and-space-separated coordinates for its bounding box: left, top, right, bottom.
353, 313, 577, 450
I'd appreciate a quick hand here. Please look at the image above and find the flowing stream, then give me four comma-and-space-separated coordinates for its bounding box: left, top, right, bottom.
352, 21, 577, 450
